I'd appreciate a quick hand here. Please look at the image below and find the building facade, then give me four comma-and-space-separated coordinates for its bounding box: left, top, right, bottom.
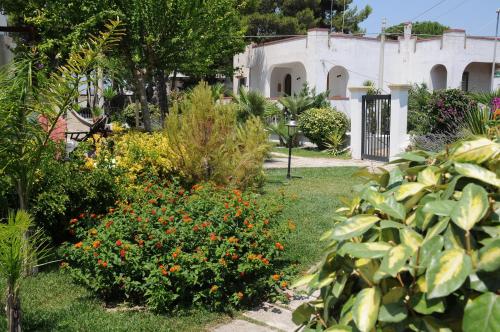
233, 23, 500, 116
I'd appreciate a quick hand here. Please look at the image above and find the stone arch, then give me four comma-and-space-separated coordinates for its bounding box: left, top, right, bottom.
269, 62, 307, 98
461, 62, 492, 92
430, 64, 447, 90
327, 66, 349, 98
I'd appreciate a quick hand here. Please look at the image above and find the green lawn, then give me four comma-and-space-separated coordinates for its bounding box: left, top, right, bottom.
0, 167, 361, 331
263, 167, 362, 272
271, 146, 350, 159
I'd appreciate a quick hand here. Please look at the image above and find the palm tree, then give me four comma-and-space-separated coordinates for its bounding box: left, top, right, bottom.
0, 211, 48, 332
232, 87, 273, 122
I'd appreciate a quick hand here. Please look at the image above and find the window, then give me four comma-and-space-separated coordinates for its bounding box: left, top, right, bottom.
461, 72, 469, 92
238, 77, 247, 89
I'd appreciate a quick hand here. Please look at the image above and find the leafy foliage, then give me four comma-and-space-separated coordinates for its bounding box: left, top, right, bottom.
386, 21, 449, 40
62, 182, 288, 311
233, 87, 274, 122
298, 108, 349, 149
292, 137, 500, 332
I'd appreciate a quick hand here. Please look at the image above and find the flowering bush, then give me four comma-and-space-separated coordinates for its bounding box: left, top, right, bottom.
61, 182, 288, 311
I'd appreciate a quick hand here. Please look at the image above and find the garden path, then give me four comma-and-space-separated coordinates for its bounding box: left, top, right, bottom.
265, 152, 387, 169
212, 290, 318, 332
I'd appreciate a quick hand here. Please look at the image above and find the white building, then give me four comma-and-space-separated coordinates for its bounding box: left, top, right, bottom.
233, 23, 500, 116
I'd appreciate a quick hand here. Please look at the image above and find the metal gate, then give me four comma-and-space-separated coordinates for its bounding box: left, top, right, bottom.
361, 94, 391, 162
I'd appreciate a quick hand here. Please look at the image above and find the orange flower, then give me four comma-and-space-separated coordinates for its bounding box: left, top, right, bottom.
264, 219, 269, 225
235, 209, 242, 217
236, 292, 244, 301
74, 242, 83, 249
272, 274, 280, 281
209, 233, 217, 241
151, 209, 157, 216
138, 239, 144, 247
116, 240, 122, 247
281, 281, 288, 289
156, 242, 163, 249
193, 225, 199, 232
90, 228, 98, 236
161, 269, 168, 276
233, 189, 241, 197
243, 201, 249, 207
275, 242, 284, 251
210, 285, 219, 293
161, 207, 167, 213
224, 202, 229, 209
92, 240, 101, 248
137, 216, 143, 222
231, 254, 239, 261
247, 223, 254, 229
262, 258, 270, 265
169, 215, 175, 222
148, 199, 157, 205
120, 249, 126, 258
69, 218, 78, 225
183, 215, 192, 223
169, 265, 180, 273
223, 214, 229, 222
105, 221, 113, 228
172, 252, 178, 259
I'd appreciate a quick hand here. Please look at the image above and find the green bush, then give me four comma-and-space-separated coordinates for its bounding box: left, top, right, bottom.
292, 137, 500, 332
298, 108, 349, 149
62, 182, 288, 311
408, 83, 432, 135
30, 142, 123, 243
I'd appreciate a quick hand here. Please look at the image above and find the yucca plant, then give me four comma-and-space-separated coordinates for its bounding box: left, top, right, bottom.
462, 105, 492, 136
232, 87, 273, 122
292, 137, 500, 332
0, 210, 49, 332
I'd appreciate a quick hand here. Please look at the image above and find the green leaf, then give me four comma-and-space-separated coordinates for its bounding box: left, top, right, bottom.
292, 274, 316, 289
338, 242, 392, 259
352, 287, 381, 332
392, 152, 427, 163
450, 183, 489, 231
380, 220, 404, 229
410, 292, 445, 315
425, 217, 449, 241
426, 249, 472, 299
478, 238, 500, 272
292, 303, 314, 325
463, 292, 500, 332
378, 196, 406, 220
378, 287, 407, 323
454, 162, 500, 188
418, 236, 444, 272
418, 167, 441, 186
423, 200, 456, 217
324, 325, 352, 332
330, 215, 380, 241
377, 245, 411, 278
450, 137, 500, 164
395, 182, 427, 201
443, 223, 465, 250
400, 228, 423, 253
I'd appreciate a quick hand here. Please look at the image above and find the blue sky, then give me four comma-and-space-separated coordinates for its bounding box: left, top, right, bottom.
352, 0, 500, 36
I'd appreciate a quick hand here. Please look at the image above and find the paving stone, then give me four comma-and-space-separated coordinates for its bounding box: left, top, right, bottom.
212, 319, 275, 332
264, 153, 389, 170
243, 302, 297, 332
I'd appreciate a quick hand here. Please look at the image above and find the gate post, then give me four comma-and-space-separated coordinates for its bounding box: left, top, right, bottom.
388, 84, 412, 160
348, 86, 370, 159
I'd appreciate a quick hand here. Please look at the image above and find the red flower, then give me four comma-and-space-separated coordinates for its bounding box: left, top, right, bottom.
151, 209, 157, 216
90, 213, 97, 218
224, 202, 229, 209
120, 249, 126, 258
79, 213, 86, 219
275, 242, 284, 251
169, 215, 175, 222
69, 218, 78, 225
93, 240, 101, 249
137, 216, 142, 222
193, 225, 199, 232
74, 242, 83, 249
116, 240, 122, 247
161, 207, 167, 213
156, 242, 163, 249
209, 233, 217, 241
105, 221, 114, 228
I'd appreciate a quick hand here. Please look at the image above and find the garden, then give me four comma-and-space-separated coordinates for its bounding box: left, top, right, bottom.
0, 3, 499, 332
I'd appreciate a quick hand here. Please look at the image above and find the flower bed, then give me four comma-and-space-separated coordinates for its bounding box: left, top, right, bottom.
62, 182, 288, 311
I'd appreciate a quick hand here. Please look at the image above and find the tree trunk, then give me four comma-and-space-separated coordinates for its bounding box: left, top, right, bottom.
156, 70, 168, 128
133, 69, 152, 132
171, 70, 177, 92
7, 285, 21, 332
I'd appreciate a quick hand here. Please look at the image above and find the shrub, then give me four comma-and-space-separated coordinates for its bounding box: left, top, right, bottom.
427, 88, 476, 133
292, 137, 500, 332
62, 182, 288, 311
165, 82, 270, 188
30, 141, 123, 243
408, 83, 432, 135
298, 108, 349, 149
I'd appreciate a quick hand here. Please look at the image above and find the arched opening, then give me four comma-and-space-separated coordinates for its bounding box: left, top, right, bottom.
269, 62, 307, 98
462, 62, 492, 92
430, 64, 447, 90
284, 74, 292, 96
327, 66, 349, 98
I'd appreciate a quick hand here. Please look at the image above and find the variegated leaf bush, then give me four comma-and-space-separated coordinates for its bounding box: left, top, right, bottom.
292, 137, 500, 332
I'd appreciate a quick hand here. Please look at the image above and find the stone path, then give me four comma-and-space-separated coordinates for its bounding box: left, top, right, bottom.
211, 291, 318, 332
264, 152, 386, 169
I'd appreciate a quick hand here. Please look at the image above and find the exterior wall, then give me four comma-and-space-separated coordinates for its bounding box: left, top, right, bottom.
234, 26, 500, 117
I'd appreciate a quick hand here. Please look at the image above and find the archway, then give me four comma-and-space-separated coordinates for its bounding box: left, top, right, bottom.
327, 66, 349, 98
269, 62, 307, 98
462, 62, 492, 92
430, 64, 447, 90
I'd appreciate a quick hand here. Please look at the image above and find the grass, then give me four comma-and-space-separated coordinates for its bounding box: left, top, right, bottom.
0, 167, 361, 331
0, 269, 231, 331
271, 146, 350, 159
263, 167, 362, 272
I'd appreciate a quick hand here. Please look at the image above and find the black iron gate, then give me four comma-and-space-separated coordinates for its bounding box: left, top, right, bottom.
361, 94, 391, 162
